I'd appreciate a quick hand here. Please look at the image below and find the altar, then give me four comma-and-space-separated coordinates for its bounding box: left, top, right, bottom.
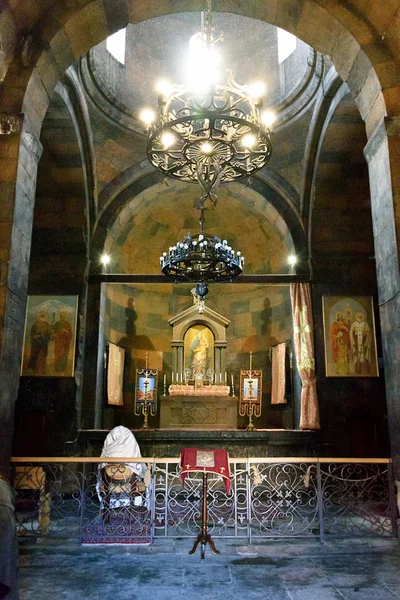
159, 301, 237, 429
159, 394, 238, 429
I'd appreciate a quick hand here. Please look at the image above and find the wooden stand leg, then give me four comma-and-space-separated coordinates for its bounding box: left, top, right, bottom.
189, 473, 220, 559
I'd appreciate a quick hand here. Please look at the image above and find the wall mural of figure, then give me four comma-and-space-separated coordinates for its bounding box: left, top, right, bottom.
329, 312, 351, 375
323, 296, 378, 377
184, 325, 214, 378
21, 295, 78, 377
350, 311, 372, 375
52, 311, 73, 373
26, 311, 52, 375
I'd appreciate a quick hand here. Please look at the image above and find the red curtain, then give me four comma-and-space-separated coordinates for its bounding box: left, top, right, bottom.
290, 283, 320, 430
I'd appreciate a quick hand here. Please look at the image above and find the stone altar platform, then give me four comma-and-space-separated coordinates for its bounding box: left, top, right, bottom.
159, 394, 238, 429
78, 429, 319, 459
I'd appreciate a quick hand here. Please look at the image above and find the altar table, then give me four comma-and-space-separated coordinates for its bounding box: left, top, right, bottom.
159, 395, 238, 429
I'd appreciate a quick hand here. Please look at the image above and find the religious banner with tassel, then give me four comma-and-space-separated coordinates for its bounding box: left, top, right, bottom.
239, 351, 262, 431
134, 352, 158, 429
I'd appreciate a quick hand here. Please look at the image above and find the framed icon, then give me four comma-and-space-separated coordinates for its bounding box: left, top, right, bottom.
239, 369, 262, 417
21, 295, 78, 377
322, 296, 379, 377
134, 369, 158, 416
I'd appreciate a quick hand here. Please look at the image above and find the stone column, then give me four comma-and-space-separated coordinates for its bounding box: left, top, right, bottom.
214, 344, 221, 383
0, 115, 42, 475
80, 280, 105, 429
171, 341, 180, 382
364, 117, 400, 480
177, 342, 184, 381
215, 341, 227, 380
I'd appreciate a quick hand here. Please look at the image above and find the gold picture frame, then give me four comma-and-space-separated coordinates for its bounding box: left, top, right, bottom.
184, 324, 214, 379
21, 295, 78, 377
322, 295, 379, 377
239, 369, 262, 417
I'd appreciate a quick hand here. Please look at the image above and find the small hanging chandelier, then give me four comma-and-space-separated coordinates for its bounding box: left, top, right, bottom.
140, 0, 275, 204
159, 186, 244, 298
159, 231, 244, 284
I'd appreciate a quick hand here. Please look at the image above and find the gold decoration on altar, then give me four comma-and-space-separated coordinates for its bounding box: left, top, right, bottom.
239, 352, 262, 431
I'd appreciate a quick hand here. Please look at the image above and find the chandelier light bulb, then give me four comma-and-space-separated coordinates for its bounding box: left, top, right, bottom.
241, 133, 256, 149
247, 81, 266, 99
201, 142, 213, 154
156, 79, 173, 96
186, 35, 220, 94
262, 110, 276, 127
140, 108, 156, 125
288, 254, 297, 266
161, 131, 176, 148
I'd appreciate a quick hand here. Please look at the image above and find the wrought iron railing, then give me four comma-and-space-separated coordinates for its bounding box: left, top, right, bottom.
10, 457, 397, 544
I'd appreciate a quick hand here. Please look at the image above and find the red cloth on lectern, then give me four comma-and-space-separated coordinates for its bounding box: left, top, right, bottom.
180, 448, 231, 493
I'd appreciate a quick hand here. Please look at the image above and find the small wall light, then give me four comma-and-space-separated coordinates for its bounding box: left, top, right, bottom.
101, 253, 111, 266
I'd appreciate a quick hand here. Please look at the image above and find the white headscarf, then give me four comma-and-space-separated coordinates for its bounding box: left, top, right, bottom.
99, 426, 146, 478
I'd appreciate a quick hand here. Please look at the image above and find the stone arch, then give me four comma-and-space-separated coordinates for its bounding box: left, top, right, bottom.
0, 0, 399, 477
0, 0, 397, 135
90, 169, 307, 277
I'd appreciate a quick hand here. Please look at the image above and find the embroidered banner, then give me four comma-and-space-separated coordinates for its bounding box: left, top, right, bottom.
290, 283, 320, 429
239, 369, 262, 417
271, 343, 287, 404
180, 448, 231, 493
107, 343, 125, 406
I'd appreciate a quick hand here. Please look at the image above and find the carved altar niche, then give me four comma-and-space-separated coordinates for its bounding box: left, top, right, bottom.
168, 304, 231, 380
159, 303, 238, 430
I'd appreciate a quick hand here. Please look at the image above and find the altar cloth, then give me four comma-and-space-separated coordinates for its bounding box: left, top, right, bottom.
180, 448, 231, 493
169, 384, 230, 397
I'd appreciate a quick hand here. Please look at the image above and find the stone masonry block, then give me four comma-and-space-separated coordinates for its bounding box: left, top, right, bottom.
347, 49, 374, 98
374, 222, 397, 265
64, 12, 92, 58
0, 158, 18, 181
102, 0, 130, 33
7, 225, 30, 298
24, 68, 51, 129
370, 187, 396, 239
297, 0, 342, 56
35, 48, 63, 97
365, 93, 388, 139
0, 5, 17, 83
367, 136, 392, 202
355, 69, 382, 121
49, 27, 76, 75
328, 2, 375, 47
274, 0, 304, 34
376, 251, 400, 305
0, 134, 20, 159
84, 2, 109, 45
383, 86, 400, 116
331, 30, 360, 82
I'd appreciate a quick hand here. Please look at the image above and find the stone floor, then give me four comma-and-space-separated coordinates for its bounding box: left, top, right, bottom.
18, 536, 400, 600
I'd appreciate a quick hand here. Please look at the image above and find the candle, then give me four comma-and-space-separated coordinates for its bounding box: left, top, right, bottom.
231, 374, 234, 388
164, 374, 166, 385
224, 371, 227, 384
219, 372, 222, 384
180, 372, 183, 383
172, 371, 174, 384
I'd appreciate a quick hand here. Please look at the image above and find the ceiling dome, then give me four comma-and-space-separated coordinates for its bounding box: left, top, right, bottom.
83, 13, 313, 131
105, 180, 295, 276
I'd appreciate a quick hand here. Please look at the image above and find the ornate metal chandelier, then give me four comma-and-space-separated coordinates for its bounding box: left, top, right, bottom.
143, 2, 274, 292
159, 231, 244, 287
140, 1, 275, 204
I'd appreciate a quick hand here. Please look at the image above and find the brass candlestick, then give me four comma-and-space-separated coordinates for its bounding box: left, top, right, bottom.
246, 351, 255, 431
141, 352, 150, 430
141, 374, 150, 430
